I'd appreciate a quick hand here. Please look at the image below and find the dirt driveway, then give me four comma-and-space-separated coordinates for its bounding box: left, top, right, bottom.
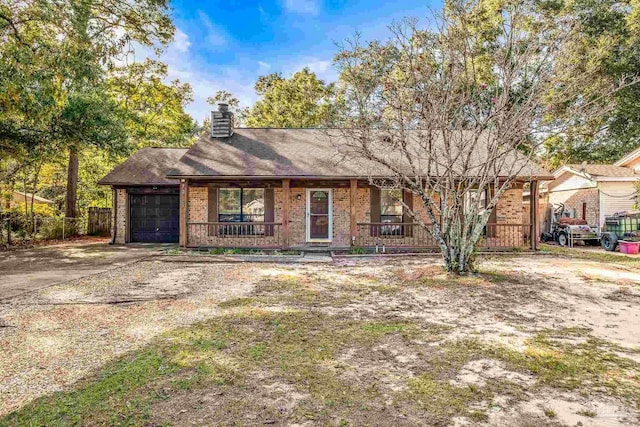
1, 253, 639, 426
0, 240, 165, 299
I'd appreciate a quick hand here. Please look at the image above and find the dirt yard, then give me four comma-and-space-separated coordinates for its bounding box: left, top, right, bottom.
1, 251, 639, 426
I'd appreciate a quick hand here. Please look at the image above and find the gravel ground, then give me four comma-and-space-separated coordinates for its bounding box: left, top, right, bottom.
0, 260, 260, 414
1, 254, 639, 425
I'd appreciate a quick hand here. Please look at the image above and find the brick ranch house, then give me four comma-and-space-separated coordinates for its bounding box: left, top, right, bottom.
99, 105, 551, 251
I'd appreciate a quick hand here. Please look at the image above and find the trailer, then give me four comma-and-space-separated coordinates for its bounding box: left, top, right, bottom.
600, 211, 640, 251
540, 203, 599, 247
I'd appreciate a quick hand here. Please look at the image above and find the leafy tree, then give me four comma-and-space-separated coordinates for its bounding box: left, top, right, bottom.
108, 59, 196, 149
0, 2, 68, 158
54, 88, 128, 217
439, 0, 640, 167
534, 0, 640, 166
0, 0, 178, 218
0, 0, 175, 156
245, 68, 336, 127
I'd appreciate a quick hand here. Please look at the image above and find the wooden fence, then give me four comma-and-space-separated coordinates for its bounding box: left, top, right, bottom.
87, 207, 112, 236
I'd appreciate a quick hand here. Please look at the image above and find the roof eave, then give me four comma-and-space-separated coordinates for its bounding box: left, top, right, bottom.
98, 181, 180, 187
595, 176, 640, 182
614, 147, 640, 167
165, 174, 554, 181
553, 166, 594, 181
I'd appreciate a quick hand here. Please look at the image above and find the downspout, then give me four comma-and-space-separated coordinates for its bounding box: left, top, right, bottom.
110, 187, 117, 245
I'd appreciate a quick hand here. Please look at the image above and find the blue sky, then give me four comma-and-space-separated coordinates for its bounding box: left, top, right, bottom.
148, 0, 441, 123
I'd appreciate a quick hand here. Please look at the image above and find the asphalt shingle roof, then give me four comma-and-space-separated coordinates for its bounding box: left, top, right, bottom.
98, 147, 188, 186
564, 164, 639, 178
99, 129, 552, 185
166, 128, 551, 179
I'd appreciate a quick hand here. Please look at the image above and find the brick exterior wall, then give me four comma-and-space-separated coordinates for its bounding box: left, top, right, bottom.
493, 187, 525, 247
182, 182, 527, 248
113, 183, 528, 248
188, 186, 207, 222
495, 188, 523, 224
355, 187, 371, 224
288, 188, 306, 246
332, 188, 350, 245
410, 193, 440, 224
548, 188, 599, 226
113, 188, 127, 244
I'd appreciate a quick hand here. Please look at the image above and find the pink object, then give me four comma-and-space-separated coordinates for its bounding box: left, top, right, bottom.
619, 241, 640, 255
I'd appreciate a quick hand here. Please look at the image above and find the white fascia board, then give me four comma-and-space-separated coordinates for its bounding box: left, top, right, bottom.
553, 166, 593, 181
594, 176, 640, 182
614, 147, 640, 167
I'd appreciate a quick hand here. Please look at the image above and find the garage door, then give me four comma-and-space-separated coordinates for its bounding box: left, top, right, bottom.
129, 194, 179, 243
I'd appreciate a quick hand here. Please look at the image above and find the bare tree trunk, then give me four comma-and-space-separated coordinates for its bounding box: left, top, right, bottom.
66, 145, 79, 218
23, 177, 28, 216
30, 163, 41, 235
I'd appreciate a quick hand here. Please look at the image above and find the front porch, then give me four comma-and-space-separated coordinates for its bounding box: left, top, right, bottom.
180, 178, 540, 251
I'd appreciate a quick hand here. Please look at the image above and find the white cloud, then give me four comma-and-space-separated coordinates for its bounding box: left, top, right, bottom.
283, 0, 319, 15
258, 61, 271, 71
197, 10, 228, 48
305, 58, 330, 74
173, 28, 191, 53
283, 56, 337, 83
124, 27, 254, 123
162, 55, 256, 123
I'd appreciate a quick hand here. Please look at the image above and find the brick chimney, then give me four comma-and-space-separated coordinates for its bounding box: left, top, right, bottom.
211, 103, 233, 138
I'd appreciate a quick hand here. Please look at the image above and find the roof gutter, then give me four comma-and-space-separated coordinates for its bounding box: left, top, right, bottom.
164, 174, 555, 181
98, 182, 179, 187
595, 176, 640, 182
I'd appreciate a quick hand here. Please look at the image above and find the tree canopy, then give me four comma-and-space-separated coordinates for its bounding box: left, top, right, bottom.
0, 0, 196, 219
245, 68, 337, 128
542, 0, 640, 166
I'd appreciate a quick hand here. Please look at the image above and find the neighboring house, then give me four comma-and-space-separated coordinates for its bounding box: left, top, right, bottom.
544, 148, 640, 228
98, 104, 551, 250
3, 191, 55, 210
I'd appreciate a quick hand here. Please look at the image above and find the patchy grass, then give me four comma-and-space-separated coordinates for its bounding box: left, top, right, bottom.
163, 247, 182, 255
0, 348, 178, 427
3, 257, 640, 425
407, 373, 490, 422
412, 273, 493, 288
577, 409, 597, 417
540, 244, 640, 267
348, 246, 367, 255
2, 309, 429, 426
441, 329, 640, 406
218, 297, 256, 308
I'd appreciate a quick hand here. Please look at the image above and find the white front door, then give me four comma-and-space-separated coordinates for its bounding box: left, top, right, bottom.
306, 189, 332, 242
